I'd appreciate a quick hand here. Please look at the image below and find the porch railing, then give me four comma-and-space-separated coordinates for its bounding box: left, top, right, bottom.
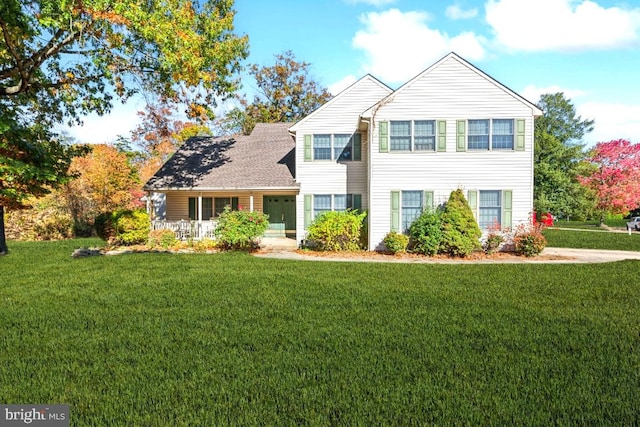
151, 220, 218, 241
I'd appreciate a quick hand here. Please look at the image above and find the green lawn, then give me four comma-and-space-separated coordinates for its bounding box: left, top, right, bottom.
544, 227, 640, 251
1, 239, 639, 425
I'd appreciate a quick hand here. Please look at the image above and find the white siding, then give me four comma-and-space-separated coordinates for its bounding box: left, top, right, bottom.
368, 56, 537, 249
293, 76, 393, 244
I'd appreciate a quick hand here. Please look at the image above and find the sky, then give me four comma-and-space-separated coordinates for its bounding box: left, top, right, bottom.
66, 0, 640, 146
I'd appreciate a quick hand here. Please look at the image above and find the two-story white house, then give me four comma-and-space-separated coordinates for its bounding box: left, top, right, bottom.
145, 52, 542, 250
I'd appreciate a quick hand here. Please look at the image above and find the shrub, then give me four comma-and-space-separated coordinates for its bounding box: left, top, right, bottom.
147, 229, 178, 249
513, 224, 547, 257
96, 210, 149, 246
214, 207, 269, 251
5, 196, 74, 241
482, 232, 504, 254
408, 209, 443, 255
306, 210, 366, 251
383, 232, 409, 254
439, 189, 482, 257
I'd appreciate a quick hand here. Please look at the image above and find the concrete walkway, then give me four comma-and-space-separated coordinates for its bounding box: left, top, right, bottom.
256, 242, 640, 264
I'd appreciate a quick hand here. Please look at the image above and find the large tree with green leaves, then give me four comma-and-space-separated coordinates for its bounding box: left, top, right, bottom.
0, 0, 248, 254
534, 93, 596, 220
218, 50, 332, 135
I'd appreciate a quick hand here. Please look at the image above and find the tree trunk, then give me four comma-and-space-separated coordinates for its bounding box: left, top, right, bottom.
0, 205, 8, 255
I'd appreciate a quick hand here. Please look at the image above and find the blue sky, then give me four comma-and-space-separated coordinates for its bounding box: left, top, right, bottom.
68, 0, 640, 146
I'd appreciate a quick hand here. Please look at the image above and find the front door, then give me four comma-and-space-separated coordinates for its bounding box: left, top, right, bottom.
263, 196, 296, 232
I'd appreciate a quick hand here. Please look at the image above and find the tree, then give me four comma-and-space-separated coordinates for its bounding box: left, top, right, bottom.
0, 115, 87, 254
534, 93, 596, 220
579, 139, 640, 223
218, 50, 332, 135
1, 0, 247, 254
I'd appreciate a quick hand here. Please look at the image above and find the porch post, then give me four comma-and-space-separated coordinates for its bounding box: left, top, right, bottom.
146, 192, 152, 218
198, 195, 203, 222
249, 193, 254, 212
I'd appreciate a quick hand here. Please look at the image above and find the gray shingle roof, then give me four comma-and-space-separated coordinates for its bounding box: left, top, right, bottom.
144, 122, 298, 191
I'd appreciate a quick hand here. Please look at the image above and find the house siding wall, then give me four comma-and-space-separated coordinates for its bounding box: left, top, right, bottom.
368, 56, 536, 249
294, 76, 392, 244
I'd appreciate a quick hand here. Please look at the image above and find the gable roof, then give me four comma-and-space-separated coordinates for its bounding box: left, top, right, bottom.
362, 52, 543, 117
144, 122, 298, 191
289, 74, 392, 132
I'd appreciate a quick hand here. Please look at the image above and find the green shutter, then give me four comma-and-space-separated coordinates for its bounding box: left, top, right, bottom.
304, 135, 312, 161
231, 197, 239, 210
467, 190, 478, 215
353, 133, 362, 161
502, 190, 513, 228
379, 121, 389, 153
515, 119, 525, 151
390, 191, 400, 232
304, 195, 312, 228
188, 197, 196, 220
353, 194, 362, 211
424, 191, 434, 211
437, 120, 446, 152
456, 120, 466, 151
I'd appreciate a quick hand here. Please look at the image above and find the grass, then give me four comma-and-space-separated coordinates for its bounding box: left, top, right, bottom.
1, 239, 640, 425
544, 227, 640, 251
553, 218, 629, 229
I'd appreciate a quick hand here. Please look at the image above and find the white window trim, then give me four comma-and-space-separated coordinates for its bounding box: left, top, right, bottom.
312, 133, 358, 161
389, 120, 436, 152
467, 118, 515, 151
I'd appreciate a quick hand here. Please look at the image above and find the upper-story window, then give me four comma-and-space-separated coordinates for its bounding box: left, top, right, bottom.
390, 120, 436, 151
310, 133, 360, 161
468, 119, 514, 150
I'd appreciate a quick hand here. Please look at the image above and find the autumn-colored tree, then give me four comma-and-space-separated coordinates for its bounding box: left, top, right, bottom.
130, 101, 212, 183
218, 50, 332, 135
62, 144, 142, 234
579, 139, 640, 224
0, 0, 247, 254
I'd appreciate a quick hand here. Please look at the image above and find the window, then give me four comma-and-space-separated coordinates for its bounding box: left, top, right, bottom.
313, 134, 331, 160
479, 190, 501, 229
202, 198, 213, 219
311, 133, 360, 161
188, 197, 196, 220
333, 134, 352, 161
215, 197, 231, 218
402, 191, 423, 232
467, 119, 515, 150
390, 121, 411, 151
414, 120, 436, 151
468, 119, 489, 150
310, 194, 361, 220
313, 194, 331, 218
492, 119, 514, 150
390, 120, 436, 151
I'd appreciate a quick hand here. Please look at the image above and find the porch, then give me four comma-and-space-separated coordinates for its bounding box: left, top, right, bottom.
151, 220, 217, 241
150, 219, 294, 241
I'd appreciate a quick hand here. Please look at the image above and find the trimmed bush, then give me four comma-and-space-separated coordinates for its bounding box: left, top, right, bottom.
439, 189, 481, 257
514, 224, 547, 257
306, 210, 367, 251
96, 210, 149, 246
214, 207, 269, 251
408, 209, 443, 255
383, 231, 409, 254
482, 232, 504, 254
147, 229, 178, 249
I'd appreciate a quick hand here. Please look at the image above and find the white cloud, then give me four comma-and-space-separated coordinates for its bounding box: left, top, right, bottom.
578, 102, 640, 145
345, 0, 395, 6
486, 0, 640, 51
329, 75, 359, 95
520, 84, 587, 105
352, 9, 486, 84
445, 4, 478, 20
